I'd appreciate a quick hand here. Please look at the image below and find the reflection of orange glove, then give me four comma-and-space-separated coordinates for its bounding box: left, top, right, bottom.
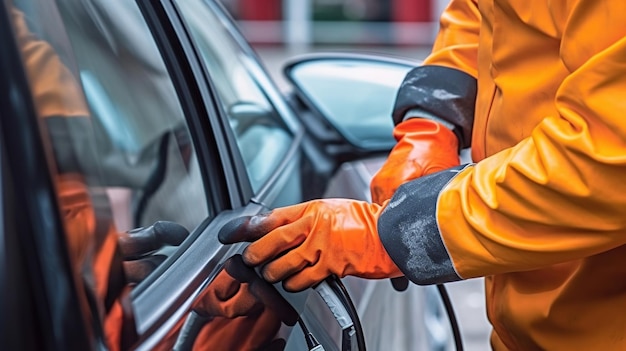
194, 256, 265, 319
192, 255, 297, 351
219, 200, 402, 292
370, 118, 459, 205
194, 313, 286, 351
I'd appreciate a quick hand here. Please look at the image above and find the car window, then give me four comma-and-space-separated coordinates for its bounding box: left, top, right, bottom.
55, 0, 210, 234
11, 0, 212, 290
175, 0, 293, 193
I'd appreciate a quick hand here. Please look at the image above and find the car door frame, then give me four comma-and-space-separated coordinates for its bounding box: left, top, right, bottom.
138, 0, 309, 208
130, 0, 315, 348
129, 0, 252, 337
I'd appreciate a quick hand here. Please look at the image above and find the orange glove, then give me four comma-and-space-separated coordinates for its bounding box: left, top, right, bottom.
370, 118, 460, 204
219, 199, 402, 292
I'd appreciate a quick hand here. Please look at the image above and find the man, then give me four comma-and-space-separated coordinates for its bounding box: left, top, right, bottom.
220, 1, 626, 350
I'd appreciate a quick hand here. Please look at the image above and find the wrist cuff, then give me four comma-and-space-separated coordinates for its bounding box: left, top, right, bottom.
392, 65, 477, 148
377, 164, 472, 285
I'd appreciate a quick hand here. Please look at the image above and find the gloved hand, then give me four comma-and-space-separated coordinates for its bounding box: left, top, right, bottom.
219, 199, 402, 292
370, 118, 460, 205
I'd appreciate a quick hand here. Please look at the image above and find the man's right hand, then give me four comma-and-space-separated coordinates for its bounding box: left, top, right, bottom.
370, 118, 460, 205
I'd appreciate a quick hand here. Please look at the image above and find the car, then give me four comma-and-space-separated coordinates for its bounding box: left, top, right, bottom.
0, 0, 463, 350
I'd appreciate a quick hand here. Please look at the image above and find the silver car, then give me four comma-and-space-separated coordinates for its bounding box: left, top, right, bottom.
0, 0, 469, 350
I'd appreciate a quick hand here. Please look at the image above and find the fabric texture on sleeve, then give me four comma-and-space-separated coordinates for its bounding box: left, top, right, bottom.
436, 31, 626, 279
377, 165, 471, 285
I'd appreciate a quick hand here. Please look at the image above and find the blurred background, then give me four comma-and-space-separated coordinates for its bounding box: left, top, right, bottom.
219, 0, 445, 47
218, 0, 447, 88
219, 1, 492, 350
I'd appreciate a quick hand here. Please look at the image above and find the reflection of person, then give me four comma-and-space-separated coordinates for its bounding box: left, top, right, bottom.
12, 7, 136, 350
221, 1, 626, 350
55, 0, 207, 231
12, 5, 95, 271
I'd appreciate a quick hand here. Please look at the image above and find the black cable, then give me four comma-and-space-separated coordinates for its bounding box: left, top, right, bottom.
329, 276, 367, 351
436, 284, 463, 351
298, 317, 322, 350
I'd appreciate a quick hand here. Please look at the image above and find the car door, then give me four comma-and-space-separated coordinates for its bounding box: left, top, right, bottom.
0, 0, 263, 348
134, 1, 365, 350
2, 0, 365, 350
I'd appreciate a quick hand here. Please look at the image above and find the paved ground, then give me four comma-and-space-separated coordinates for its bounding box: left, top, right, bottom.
253, 44, 493, 351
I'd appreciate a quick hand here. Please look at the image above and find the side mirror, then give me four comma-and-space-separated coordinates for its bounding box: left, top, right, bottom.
284, 53, 419, 152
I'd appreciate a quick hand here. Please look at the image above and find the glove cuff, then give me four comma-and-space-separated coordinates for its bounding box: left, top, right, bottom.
401, 110, 462, 152
392, 118, 459, 154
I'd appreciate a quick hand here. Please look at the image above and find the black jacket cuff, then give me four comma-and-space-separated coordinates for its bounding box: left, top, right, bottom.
377, 165, 472, 285
392, 65, 477, 149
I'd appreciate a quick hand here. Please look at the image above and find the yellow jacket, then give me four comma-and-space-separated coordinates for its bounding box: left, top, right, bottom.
378, 1, 626, 349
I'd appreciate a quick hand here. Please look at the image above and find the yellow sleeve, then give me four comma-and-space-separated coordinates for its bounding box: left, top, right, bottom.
439, 8, 626, 278
423, 0, 480, 78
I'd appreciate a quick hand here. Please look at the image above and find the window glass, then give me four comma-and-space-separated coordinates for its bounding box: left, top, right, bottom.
48, 0, 209, 233
175, 0, 293, 193
11, 0, 211, 294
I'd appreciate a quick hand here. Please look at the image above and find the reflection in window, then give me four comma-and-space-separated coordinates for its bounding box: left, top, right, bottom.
13, 0, 212, 297
176, 0, 293, 192
54, 0, 210, 233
